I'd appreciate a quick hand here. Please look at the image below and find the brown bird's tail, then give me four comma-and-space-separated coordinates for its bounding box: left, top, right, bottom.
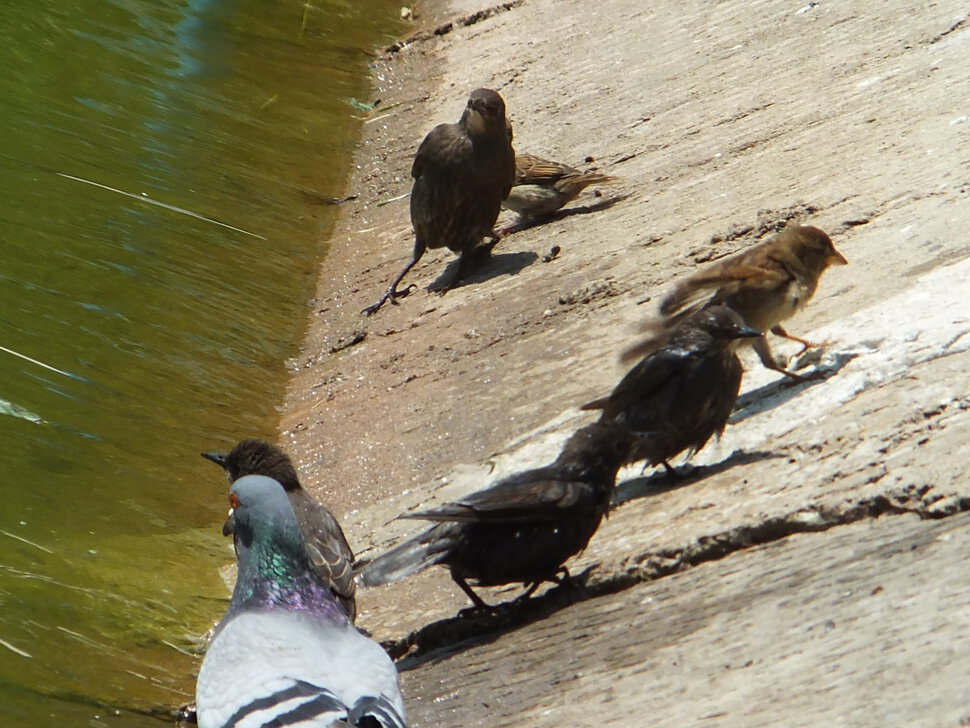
356, 523, 459, 587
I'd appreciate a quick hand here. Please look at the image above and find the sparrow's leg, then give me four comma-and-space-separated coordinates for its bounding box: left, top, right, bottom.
771, 324, 831, 354
361, 238, 426, 315
753, 335, 808, 382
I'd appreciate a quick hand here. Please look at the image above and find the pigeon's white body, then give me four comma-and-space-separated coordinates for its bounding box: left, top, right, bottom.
197, 608, 405, 728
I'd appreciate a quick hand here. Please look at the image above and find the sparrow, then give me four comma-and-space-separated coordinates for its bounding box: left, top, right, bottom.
195, 475, 407, 728
202, 438, 358, 622
363, 88, 516, 315
356, 422, 632, 610
582, 306, 762, 475
659, 224, 848, 377
502, 153, 616, 222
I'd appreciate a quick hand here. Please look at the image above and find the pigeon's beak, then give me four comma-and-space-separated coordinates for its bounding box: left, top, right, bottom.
201, 451, 228, 468
222, 511, 234, 537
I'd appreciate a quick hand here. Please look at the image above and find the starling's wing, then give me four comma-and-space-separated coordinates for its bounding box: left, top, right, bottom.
411, 122, 469, 180
406, 469, 594, 524
289, 493, 358, 621
584, 346, 687, 414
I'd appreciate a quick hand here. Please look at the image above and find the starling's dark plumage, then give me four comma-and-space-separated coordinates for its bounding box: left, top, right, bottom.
195, 475, 406, 728
357, 422, 632, 609
582, 306, 762, 474
202, 438, 357, 622
363, 88, 516, 315
659, 225, 848, 377
502, 153, 616, 222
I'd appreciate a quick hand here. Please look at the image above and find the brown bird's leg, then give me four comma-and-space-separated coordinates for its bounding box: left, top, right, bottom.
753, 335, 807, 382
514, 581, 543, 602
429, 246, 475, 294
451, 572, 497, 612
770, 324, 830, 355
361, 239, 426, 315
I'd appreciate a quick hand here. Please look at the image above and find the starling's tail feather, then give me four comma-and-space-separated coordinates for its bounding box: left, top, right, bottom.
357, 524, 459, 587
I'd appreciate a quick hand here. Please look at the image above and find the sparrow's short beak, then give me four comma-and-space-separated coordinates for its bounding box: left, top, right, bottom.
830, 246, 849, 265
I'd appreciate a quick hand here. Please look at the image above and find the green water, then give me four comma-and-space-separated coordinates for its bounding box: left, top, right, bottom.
0, 0, 402, 724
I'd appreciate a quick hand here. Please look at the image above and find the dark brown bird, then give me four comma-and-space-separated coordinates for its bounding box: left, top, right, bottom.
659, 224, 848, 378
202, 438, 358, 621
502, 153, 616, 222
356, 421, 632, 610
363, 88, 516, 315
582, 306, 762, 475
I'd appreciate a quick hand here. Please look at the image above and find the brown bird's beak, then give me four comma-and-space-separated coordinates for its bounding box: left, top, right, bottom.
201, 451, 228, 469
733, 323, 764, 340
830, 246, 849, 266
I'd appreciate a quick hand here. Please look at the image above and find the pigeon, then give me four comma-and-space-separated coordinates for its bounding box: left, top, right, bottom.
357, 421, 632, 610
502, 153, 616, 223
659, 224, 848, 378
363, 88, 516, 315
202, 438, 357, 622
582, 306, 761, 475
196, 475, 407, 728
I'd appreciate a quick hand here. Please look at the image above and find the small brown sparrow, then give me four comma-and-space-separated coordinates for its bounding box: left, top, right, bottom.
502, 153, 616, 222
659, 225, 848, 378
363, 88, 516, 315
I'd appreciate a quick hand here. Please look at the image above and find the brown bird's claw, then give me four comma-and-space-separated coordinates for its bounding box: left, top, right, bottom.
770, 325, 831, 355
361, 284, 416, 316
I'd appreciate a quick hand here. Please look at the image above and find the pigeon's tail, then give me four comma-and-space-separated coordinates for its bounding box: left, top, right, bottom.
357, 523, 459, 587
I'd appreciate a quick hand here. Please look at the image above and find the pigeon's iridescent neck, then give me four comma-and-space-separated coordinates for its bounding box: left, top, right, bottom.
235, 573, 349, 624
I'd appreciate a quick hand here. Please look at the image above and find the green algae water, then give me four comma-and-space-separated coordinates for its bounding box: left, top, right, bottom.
0, 0, 403, 724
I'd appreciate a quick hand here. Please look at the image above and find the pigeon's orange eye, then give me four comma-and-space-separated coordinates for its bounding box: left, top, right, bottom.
229, 492, 239, 509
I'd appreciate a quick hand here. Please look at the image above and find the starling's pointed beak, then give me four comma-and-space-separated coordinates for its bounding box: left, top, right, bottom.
201, 451, 228, 468
830, 246, 849, 265
733, 323, 764, 340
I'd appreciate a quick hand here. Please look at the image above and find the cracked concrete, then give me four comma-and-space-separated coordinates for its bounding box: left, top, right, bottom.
276, 0, 970, 724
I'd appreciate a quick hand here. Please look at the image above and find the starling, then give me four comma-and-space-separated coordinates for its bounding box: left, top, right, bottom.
196, 475, 407, 728
363, 88, 516, 315
502, 153, 616, 222
357, 422, 632, 610
582, 306, 762, 475
202, 438, 357, 622
660, 224, 848, 377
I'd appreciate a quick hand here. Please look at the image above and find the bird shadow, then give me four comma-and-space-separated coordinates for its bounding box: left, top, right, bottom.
731, 350, 859, 424
429, 249, 539, 290
387, 565, 626, 671
611, 448, 786, 507
502, 193, 630, 234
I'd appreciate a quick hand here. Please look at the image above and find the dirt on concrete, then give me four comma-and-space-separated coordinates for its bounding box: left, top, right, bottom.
277, 0, 970, 724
